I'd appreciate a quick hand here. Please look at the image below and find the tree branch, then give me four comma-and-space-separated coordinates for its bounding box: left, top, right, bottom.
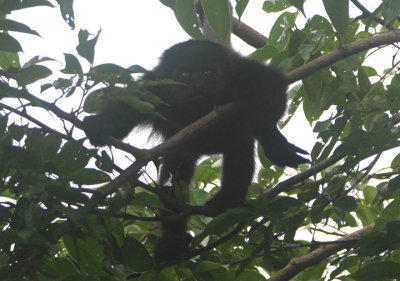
286, 29, 400, 83
350, 0, 389, 28
232, 18, 267, 48
188, 223, 245, 258
269, 223, 375, 281
0, 102, 70, 140
264, 155, 344, 199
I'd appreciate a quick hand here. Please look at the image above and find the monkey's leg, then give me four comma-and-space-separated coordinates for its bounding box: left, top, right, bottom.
204, 139, 255, 216
255, 124, 309, 168
153, 152, 197, 262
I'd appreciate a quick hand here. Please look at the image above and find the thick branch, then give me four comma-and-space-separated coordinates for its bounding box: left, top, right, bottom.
286, 29, 400, 83
264, 155, 344, 199
269, 223, 375, 281
232, 18, 267, 48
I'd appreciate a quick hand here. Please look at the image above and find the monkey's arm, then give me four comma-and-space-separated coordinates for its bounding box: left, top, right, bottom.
229, 60, 309, 167
81, 102, 145, 146
256, 124, 309, 168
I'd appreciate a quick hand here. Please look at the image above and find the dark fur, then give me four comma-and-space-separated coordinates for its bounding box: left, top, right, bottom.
82, 40, 308, 261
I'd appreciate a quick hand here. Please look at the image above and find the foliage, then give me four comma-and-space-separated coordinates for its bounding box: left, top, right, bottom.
0, 0, 400, 280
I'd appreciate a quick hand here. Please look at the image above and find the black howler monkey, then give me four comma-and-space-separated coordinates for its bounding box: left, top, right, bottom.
82, 40, 308, 261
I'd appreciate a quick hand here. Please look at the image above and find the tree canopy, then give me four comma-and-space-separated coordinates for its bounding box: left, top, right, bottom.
1, 0, 400, 280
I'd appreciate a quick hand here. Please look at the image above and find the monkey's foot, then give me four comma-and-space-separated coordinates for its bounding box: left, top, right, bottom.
153, 231, 192, 262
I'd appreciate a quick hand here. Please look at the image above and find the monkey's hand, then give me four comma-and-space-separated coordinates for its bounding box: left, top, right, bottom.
81, 115, 111, 146
256, 125, 310, 168
265, 142, 310, 168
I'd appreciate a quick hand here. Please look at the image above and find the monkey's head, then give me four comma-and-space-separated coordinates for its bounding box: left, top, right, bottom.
149, 40, 235, 98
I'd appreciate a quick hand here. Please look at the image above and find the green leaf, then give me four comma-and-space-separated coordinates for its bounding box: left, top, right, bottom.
0, 115, 8, 137
22, 55, 55, 68
62, 53, 83, 75
391, 153, 400, 169
89, 63, 132, 84
332, 57, 358, 94
135, 191, 163, 209
43, 133, 62, 160
201, 0, 231, 45
0, 50, 20, 70
310, 197, 326, 224
125, 224, 146, 235
288, 0, 305, 15
263, 0, 291, 13
67, 168, 111, 185
295, 262, 326, 281
363, 186, 377, 204
53, 140, 92, 175
235, 0, 249, 19
0, 33, 22, 53
127, 64, 147, 73
323, 0, 349, 36
121, 236, 153, 272
303, 71, 323, 100
63, 235, 105, 275
40, 83, 53, 93
364, 112, 389, 132
125, 95, 155, 114
76, 29, 101, 64
287, 29, 307, 57
190, 188, 209, 206
46, 185, 89, 204
333, 196, 357, 212
193, 157, 221, 185
95, 150, 113, 172
361, 66, 378, 77
387, 176, 400, 199
379, 199, 400, 224
53, 77, 73, 90
55, 0, 75, 29
174, 0, 203, 39
202, 207, 254, 236
159, 0, 175, 10
268, 12, 297, 49
351, 261, 400, 280
330, 256, 359, 278
48, 258, 79, 277
0, 0, 54, 13
17, 65, 52, 86
0, 205, 11, 223
249, 45, 279, 61
303, 93, 323, 124
358, 66, 371, 93
83, 88, 106, 113
355, 204, 377, 226
299, 30, 324, 62
382, 0, 400, 25
0, 19, 39, 35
